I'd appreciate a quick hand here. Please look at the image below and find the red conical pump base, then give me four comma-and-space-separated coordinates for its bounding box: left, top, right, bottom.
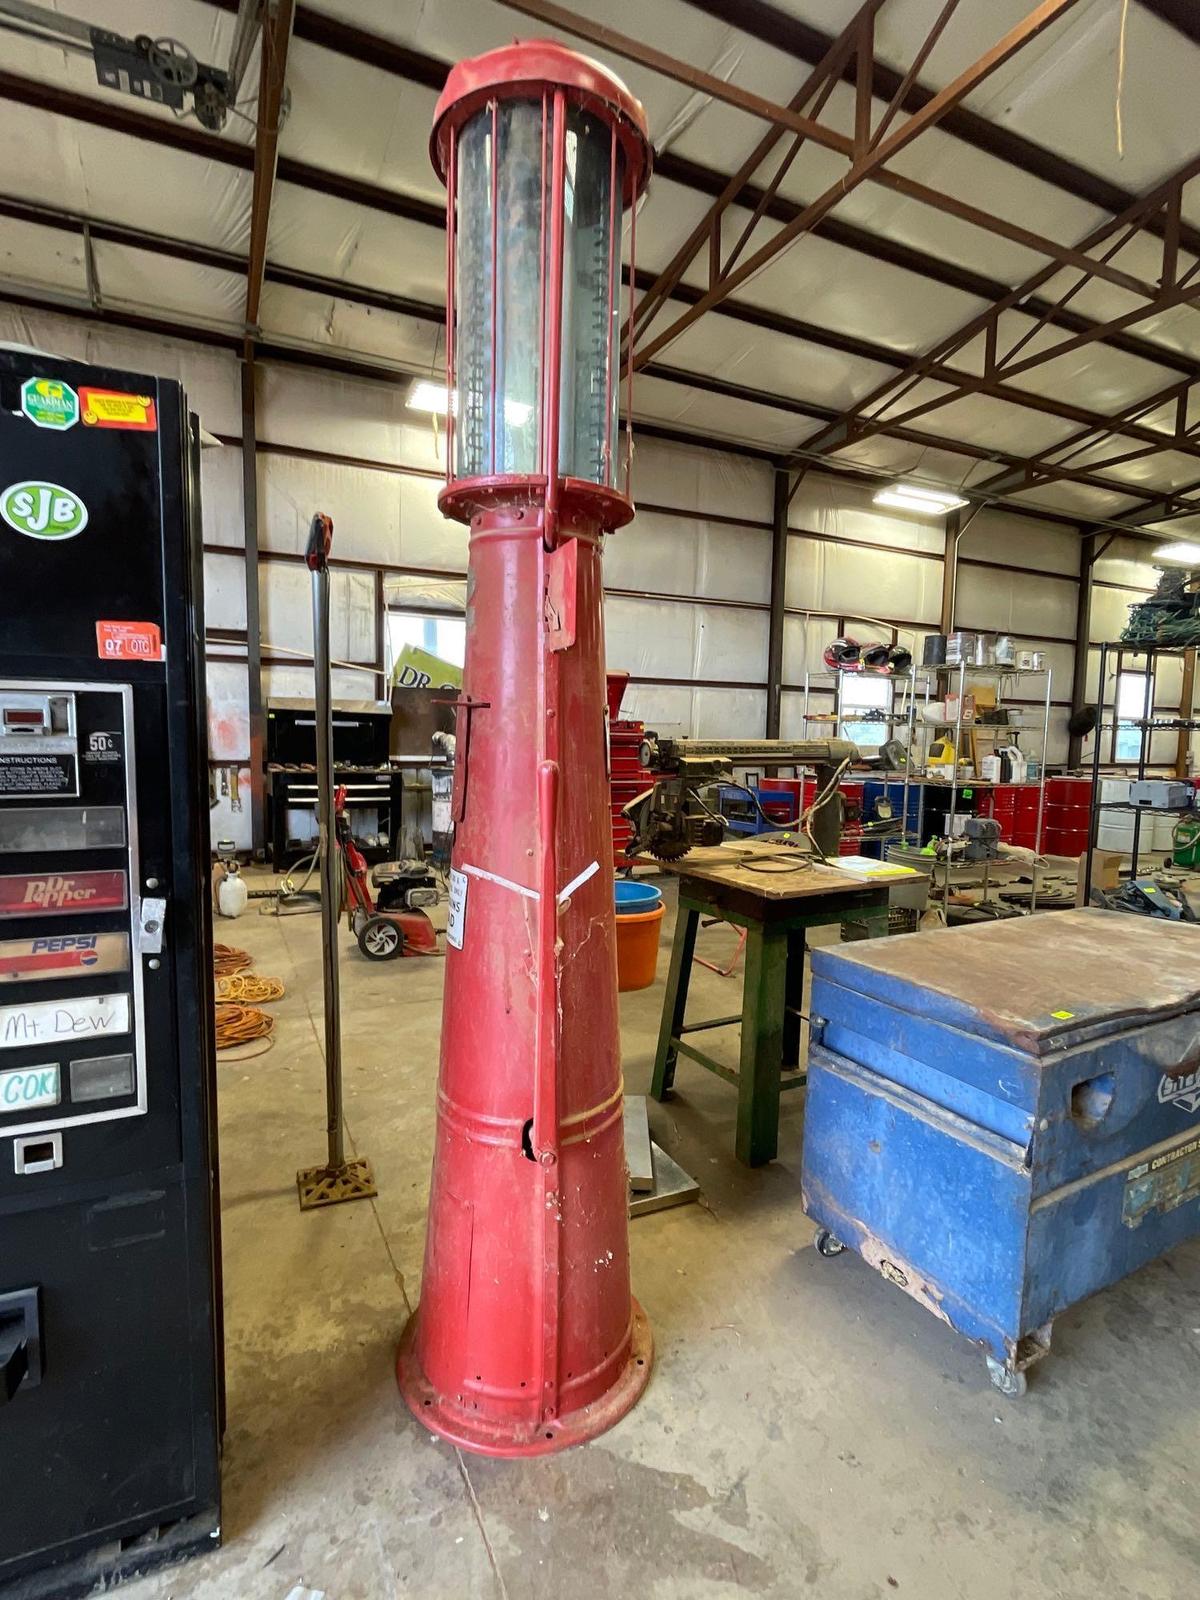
397, 38, 655, 1459
396, 509, 653, 1456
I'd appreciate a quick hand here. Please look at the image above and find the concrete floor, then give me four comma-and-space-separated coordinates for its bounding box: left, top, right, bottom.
123, 877, 1200, 1600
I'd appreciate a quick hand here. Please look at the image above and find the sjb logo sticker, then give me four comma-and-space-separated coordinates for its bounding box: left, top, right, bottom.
1158, 1069, 1200, 1115
0, 481, 89, 540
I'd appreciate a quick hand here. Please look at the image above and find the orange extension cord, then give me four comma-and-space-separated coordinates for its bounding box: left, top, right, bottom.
212, 942, 253, 977
216, 974, 285, 1003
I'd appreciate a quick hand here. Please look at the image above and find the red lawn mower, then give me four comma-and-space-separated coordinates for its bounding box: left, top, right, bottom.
335, 785, 440, 961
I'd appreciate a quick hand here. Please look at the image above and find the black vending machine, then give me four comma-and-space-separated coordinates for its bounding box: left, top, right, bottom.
0, 352, 222, 1596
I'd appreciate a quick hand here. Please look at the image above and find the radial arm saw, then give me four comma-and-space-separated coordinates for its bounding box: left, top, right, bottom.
621, 735, 907, 863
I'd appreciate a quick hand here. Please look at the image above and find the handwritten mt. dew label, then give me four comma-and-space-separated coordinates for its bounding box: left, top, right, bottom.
0, 992, 130, 1050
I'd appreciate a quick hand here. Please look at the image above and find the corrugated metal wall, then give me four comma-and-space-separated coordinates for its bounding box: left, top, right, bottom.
1, 305, 1166, 852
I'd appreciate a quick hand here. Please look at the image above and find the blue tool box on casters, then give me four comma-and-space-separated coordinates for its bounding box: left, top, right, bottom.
802, 909, 1200, 1396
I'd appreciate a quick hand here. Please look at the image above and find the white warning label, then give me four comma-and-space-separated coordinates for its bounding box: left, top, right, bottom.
446, 868, 467, 951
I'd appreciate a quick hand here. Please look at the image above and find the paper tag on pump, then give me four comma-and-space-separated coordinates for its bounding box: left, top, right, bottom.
446, 868, 467, 951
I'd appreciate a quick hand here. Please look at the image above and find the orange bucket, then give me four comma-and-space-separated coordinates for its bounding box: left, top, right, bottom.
615, 903, 665, 992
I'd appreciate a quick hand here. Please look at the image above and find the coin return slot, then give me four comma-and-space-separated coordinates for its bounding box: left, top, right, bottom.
13, 1132, 62, 1175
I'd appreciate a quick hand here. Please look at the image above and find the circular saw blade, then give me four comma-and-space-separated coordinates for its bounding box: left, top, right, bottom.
646, 836, 691, 862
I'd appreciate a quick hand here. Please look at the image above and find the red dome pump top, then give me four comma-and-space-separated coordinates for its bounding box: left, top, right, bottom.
430, 38, 653, 206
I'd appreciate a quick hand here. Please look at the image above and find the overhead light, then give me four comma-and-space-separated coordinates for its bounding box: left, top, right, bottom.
407, 379, 452, 414
406, 380, 533, 428
874, 481, 969, 515
1152, 540, 1200, 566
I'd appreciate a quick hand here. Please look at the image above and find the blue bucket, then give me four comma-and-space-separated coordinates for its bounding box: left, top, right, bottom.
615, 880, 663, 915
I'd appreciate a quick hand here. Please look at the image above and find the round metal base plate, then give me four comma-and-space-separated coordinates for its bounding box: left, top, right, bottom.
396, 1299, 653, 1458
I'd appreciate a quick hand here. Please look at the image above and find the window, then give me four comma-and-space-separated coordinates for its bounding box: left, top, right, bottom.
838, 673, 892, 748
1115, 670, 1150, 762
387, 611, 466, 687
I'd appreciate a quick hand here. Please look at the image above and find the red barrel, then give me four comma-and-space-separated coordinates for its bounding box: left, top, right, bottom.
1044, 826, 1091, 857
1012, 784, 1044, 848
1042, 775, 1091, 857
761, 778, 804, 810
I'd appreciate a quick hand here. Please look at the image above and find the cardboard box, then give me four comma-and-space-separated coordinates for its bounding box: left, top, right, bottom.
945, 691, 976, 726
1076, 849, 1122, 906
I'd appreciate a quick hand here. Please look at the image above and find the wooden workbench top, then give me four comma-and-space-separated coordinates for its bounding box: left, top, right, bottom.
642, 840, 898, 901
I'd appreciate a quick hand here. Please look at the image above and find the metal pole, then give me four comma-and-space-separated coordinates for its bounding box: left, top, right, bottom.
1083, 640, 1105, 902
1067, 530, 1098, 768
240, 354, 267, 858
296, 512, 376, 1209
311, 556, 344, 1171
1131, 648, 1154, 876
766, 466, 788, 739
1031, 665, 1050, 912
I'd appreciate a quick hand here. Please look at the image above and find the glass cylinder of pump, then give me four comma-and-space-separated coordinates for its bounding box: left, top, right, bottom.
431, 45, 652, 530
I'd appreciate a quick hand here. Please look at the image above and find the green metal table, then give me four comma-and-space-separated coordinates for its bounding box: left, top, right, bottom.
649, 847, 890, 1167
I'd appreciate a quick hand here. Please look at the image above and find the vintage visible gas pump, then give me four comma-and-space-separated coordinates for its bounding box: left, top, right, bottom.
0, 352, 221, 1592
396, 41, 655, 1456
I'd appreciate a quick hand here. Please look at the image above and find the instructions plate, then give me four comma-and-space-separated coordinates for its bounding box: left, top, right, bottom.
0, 992, 131, 1051
447, 868, 467, 951
0, 750, 78, 799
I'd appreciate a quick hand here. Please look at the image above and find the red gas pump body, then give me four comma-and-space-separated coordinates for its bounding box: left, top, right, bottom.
396, 40, 654, 1456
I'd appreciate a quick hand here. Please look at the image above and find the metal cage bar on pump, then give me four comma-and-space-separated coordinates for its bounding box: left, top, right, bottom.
396, 40, 655, 1457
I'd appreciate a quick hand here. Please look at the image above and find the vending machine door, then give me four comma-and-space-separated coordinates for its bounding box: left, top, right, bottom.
0, 352, 220, 1596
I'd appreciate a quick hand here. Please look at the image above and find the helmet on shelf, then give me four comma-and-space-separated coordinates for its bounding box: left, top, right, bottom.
823, 636, 861, 671
860, 640, 892, 673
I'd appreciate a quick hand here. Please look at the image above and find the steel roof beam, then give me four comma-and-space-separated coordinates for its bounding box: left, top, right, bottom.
6, 39, 1194, 386
204, 0, 1200, 381
3, 24, 1198, 496
244, 0, 294, 334
973, 376, 1200, 501
208, 0, 1200, 272
802, 155, 1200, 463
642, 362, 1195, 510
624, 0, 877, 349
498, 0, 1174, 346
688, 0, 1200, 263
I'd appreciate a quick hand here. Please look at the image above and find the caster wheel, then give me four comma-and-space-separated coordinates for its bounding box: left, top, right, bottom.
986, 1356, 1027, 1398
357, 915, 404, 961
813, 1229, 846, 1258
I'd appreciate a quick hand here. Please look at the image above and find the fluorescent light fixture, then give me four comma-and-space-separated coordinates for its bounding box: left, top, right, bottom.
406, 381, 533, 428
407, 379, 451, 414
894, 481, 969, 509
874, 481, 969, 515
1152, 540, 1200, 566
